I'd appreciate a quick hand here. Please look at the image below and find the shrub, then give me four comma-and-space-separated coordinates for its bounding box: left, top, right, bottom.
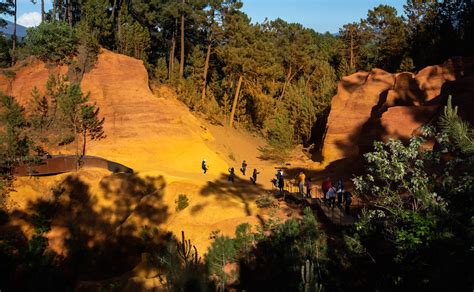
175, 194, 189, 211
262, 109, 294, 161
255, 193, 276, 208
205, 235, 237, 289
25, 21, 78, 62
0, 35, 10, 67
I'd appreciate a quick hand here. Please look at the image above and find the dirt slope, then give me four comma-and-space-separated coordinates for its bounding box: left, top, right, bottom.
2, 49, 302, 262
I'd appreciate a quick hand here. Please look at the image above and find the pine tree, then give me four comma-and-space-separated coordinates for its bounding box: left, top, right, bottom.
360, 5, 407, 71
54, 77, 105, 163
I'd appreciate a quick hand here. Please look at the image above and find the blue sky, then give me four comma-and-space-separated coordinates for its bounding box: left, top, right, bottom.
7, 0, 406, 33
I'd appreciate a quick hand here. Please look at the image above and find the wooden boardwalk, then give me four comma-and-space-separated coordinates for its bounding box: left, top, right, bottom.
14, 155, 133, 176
283, 191, 355, 226
312, 198, 354, 226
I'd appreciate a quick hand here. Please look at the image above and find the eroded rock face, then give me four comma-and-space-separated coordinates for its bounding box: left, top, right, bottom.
0, 49, 229, 175
322, 57, 474, 164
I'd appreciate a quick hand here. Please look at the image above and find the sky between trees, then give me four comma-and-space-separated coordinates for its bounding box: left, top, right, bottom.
10, 0, 406, 32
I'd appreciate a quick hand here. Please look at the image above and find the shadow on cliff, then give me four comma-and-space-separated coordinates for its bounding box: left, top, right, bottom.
308, 64, 474, 180
331, 70, 463, 163
0, 172, 173, 291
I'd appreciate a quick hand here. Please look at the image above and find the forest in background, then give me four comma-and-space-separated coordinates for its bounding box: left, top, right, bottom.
1, 0, 473, 155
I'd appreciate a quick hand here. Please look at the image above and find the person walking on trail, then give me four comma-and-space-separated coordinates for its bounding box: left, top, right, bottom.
278, 174, 285, 195
343, 191, 353, 215
327, 186, 337, 208
275, 169, 283, 188
228, 167, 235, 182
298, 172, 306, 196
202, 159, 208, 174
305, 177, 312, 199
322, 177, 333, 200
336, 179, 345, 205
241, 160, 248, 176
251, 168, 259, 184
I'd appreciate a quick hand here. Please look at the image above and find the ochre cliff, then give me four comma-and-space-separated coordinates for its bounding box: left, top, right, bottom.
322, 57, 474, 164
0, 49, 228, 176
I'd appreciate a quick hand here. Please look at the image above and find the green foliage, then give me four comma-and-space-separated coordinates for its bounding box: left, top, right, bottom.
67, 22, 101, 83
205, 234, 237, 289
0, 34, 11, 67
351, 97, 473, 289
360, 5, 407, 71
204, 208, 325, 290
116, 5, 151, 60
0, 94, 29, 158
154, 57, 168, 82
158, 231, 208, 291
53, 75, 105, 158
264, 109, 294, 157
25, 74, 104, 161
175, 194, 189, 211
25, 21, 78, 62
439, 96, 474, 154
0, 0, 13, 31
233, 223, 254, 259
255, 193, 276, 208
398, 56, 415, 72
79, 0, 113, 47
0, 94, 30, 205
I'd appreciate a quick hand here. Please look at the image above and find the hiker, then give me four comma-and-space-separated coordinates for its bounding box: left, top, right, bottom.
327, 186, 337, 208
298, 171, 306, 196
251, 168, 259, 184
275, 169, 283, 188
305, 177, 312, 199
241, 160, 248, 176
336, 179, 345, 205
343, 191, 353, 215
321, 177, 333, 200
278, 174, 285, 195
202, 159, 208, 174
228, 167, 235, 182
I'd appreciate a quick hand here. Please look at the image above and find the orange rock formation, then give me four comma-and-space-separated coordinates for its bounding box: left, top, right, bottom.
322, 57, 474, 164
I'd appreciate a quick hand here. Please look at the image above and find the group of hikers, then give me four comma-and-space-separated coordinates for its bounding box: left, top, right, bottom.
201, 159, 353, 215
201, 159, 260, 184
274, 170, 313, 199
273, 171, 353, 215
321, 176, 353, 214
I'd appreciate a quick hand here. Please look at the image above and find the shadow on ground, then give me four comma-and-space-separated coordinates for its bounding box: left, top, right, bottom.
0, 172, 179, 291
199, 174, 268, 216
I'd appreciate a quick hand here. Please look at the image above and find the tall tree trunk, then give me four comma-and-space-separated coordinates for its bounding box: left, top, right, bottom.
67, 0, 73, 26
111, 0, 117, 20
229, 75, 243, 128
82, 129, 87, 158
169, 20, 177, 79
179, 0, 185, 78
350, 31, 354, 69
12, 0, 16, 66
201, 41, 212, 101
280, 65, 303, 99
280, 66, 292, 99
41, 0, 44, 21
60, 0, 65, 21
53, 0, 57, 20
